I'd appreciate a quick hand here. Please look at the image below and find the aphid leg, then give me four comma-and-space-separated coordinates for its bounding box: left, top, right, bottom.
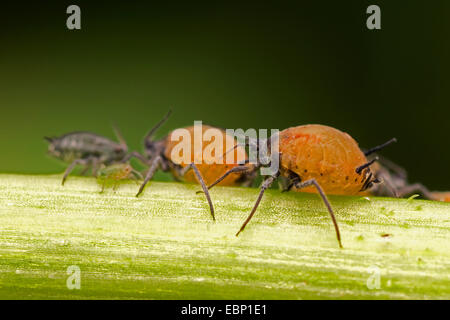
167, 162, 183, 182
280, 182, 295, 193
293, 178, 343, 248
61, 158, 90, 186
144, 110, 173, 143
92, 166, 99, 177
100, 180, 106, 193
136, 156, 162, 197
236, 172, 280, 236
121, 151, 149, 165
374, 170, 399, 197
278, 176, 291, 192
396, 183, 435, 200
91, 158, 103, 177
130, 169, 143, 180
280, 171, 300, 193
79, 165, 91, 176
181, 163, 216, 221
239, 168, 258, 188
195, 165, 251, 194
376, 155, 408, 179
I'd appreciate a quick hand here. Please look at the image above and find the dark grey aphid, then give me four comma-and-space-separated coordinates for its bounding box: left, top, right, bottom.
45, 128, 144, 185
369, 155, 449, 201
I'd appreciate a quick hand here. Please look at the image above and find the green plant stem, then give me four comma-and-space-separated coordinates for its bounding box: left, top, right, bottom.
0, 174, 449, 299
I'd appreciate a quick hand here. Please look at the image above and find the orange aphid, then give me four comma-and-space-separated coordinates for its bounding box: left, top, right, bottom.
134, 111, 252, 221
164, 125, 248, 186
279, 125, 372, 195
205, 124, 392, 248
430, 192, 450, 202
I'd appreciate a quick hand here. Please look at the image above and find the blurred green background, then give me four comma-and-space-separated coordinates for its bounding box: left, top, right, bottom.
0, 1, 449, 189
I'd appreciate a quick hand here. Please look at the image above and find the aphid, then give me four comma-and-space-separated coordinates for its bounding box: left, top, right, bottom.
96, 163, 142, 193
370, 156, 450, 202
45, 127, 141, 185
429, 192, 450, 202
135, 111, 253, 220
205, 124, 396, 248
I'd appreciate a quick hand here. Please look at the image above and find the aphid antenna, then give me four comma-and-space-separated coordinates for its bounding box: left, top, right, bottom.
131, 169, 144, 180
144, 109, 173, 144
233, 134, 276, 166
44, 136, 55, 142
111, 123, 128, 151
356, 157, 379, 174
376, 154, 408, 179
217, 135, 260, 163
217, 143, 241, 163
231, 132, 260, 150
364, 138, 397, 156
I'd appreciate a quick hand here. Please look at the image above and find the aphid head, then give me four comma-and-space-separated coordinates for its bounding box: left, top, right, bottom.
144, 110, 172, 158
355, 138, 397, 191
44, 136, 62, 158
119, 163, 142, 179
356, 161, 380, 192
113, 144, 128, 159
123, 163, 133, 174
357, 137, 397, 192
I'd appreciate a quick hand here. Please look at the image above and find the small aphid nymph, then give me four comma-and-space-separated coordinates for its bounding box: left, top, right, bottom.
97, 163, 142, 192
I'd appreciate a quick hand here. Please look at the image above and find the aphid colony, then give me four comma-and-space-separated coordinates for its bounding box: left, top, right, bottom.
45, 111, 449, 247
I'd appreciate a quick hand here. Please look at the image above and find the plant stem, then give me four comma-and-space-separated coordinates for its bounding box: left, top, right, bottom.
0, 174, 449, 299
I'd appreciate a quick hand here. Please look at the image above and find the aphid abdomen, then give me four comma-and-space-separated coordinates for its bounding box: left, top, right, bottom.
50, 132, 126, 164
279, 125, 369, 195
164, 125, 248, 186
430, 192, 450, 202
98, 163, 133, 181
96, 163, 134, 193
